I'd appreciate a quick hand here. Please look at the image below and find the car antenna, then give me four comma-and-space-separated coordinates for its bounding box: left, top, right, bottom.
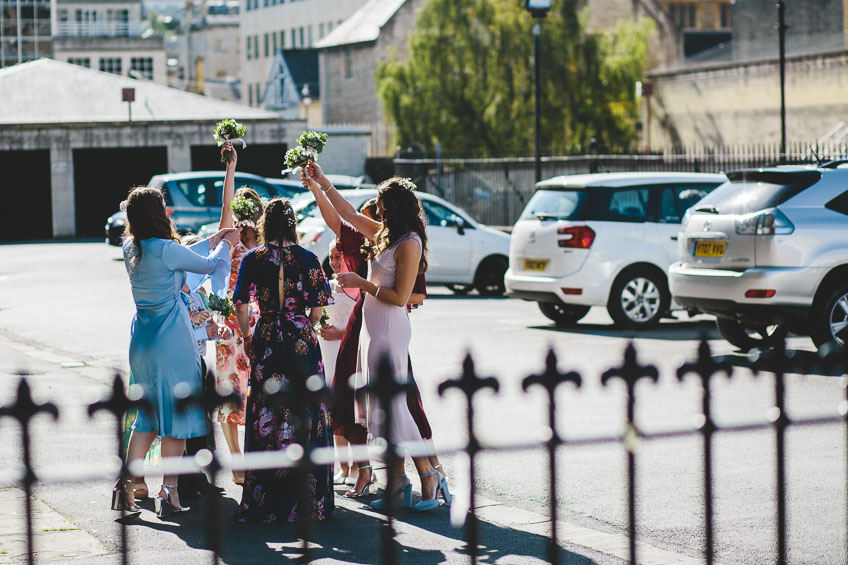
809, 144, 822, 166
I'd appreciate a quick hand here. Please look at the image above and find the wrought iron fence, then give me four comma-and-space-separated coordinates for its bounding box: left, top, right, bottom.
393, 142, 848, 227
1, 340, 847, 565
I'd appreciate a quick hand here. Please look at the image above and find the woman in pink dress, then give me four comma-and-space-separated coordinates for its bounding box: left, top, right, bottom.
306, 164, 450, 512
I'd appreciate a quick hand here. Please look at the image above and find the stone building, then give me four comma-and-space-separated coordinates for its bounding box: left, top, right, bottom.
53, 0, 167, 84
176, 0, 241, 100
644, 0, 848, 148
239, 0, 366, 108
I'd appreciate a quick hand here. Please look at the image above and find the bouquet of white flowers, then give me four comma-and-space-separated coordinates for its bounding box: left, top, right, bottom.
213, 119, 247, 163
281, 130, 328, 175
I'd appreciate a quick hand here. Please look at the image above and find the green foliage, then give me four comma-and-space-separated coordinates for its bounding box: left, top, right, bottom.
207, 294, 234, 318
375, 0, 654, 157
297, 131, 329, 153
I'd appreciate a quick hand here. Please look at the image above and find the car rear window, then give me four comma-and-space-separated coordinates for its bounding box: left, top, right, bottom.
519, 190, 586, 221
694, 171, 821, 215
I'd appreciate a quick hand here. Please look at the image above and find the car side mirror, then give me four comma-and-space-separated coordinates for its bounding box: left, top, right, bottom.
456, 218, 466, 236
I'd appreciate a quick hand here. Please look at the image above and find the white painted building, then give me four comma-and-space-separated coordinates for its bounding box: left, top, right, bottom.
0, 0, 52, 67
239, 0, 366, 108
52, 0, 167, 84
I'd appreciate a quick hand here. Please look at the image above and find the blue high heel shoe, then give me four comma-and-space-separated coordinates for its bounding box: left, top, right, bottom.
434, 464, 452, 504
370, 474, 412, 511
413, 469, 451, 512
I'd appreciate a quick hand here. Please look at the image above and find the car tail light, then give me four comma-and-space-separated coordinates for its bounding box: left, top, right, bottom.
311, 227, 325, 244
560, 288, 583, 295
745, 289, 776, 298
735, 209, 794, 235
557, 226, 595, 248
165, 208, 174, 216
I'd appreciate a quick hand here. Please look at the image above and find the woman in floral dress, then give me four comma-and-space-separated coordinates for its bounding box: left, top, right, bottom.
233, 197, 334, 523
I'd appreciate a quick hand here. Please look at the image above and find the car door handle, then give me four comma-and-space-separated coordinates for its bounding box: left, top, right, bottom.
670, 236, 678, 241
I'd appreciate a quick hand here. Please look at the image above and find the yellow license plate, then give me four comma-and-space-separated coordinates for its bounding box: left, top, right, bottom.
694, 241, 726, 257
523, 259, 549, 271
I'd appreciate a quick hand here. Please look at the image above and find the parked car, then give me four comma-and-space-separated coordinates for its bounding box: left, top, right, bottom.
105, 171, 287, 246
669, 164, 848, 352
505, 172, 726, 328
294, 189, 511, 295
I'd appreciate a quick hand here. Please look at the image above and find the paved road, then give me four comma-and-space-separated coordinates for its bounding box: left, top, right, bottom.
0, 241, 845, 565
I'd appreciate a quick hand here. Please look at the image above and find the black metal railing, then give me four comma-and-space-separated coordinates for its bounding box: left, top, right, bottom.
1, 340, 846, 565
394, 142, 848, 227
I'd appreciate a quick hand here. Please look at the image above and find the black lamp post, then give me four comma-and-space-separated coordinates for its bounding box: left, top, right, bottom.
526, 0, 551, 184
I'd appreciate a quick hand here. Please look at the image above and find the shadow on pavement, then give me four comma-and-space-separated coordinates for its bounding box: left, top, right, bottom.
122, 488, 600, 564
528, 319, 720, 342
715, 348, 847, 378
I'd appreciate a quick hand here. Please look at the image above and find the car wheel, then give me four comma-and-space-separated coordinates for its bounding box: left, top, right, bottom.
474, 256, 508, 297
446, 283, 474, 295
607, 268, 670, 329
810, 282, 848, 353
538, 302, 590, 327
716, 318, 787, 352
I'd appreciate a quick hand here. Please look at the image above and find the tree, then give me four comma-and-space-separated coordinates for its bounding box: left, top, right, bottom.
375, 0, 655, 157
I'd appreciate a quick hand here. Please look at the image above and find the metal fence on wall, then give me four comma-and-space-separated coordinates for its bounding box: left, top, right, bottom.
394, 142, 848, 227
1, 341, 847, 565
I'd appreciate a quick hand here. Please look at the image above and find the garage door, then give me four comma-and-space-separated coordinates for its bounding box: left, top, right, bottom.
73, 147, 168, 238
0, 150, 52, 241
190, 143, 287, 178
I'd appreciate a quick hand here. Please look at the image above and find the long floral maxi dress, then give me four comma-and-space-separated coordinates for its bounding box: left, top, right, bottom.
233, 243, 334, 523
216, 241, 259, 425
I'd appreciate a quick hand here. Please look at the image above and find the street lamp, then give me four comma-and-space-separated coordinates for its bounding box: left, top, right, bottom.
526, 0, 551, 183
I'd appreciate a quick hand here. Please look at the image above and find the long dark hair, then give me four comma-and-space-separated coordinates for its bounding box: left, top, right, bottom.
365, 178, 429, 272
124, 186, 179, 267
258, 197, 298, 245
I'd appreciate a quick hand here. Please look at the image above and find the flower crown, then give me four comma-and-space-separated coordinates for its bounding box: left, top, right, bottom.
397, 178, 416, 191
231, 194, 263, 228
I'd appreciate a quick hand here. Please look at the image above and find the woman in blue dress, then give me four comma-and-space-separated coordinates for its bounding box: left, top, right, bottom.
233, 198, 334, 523
119, 186, 239, 515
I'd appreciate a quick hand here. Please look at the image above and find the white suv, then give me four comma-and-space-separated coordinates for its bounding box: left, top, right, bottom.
505, 172, 726, 328
669, 165, 848, 352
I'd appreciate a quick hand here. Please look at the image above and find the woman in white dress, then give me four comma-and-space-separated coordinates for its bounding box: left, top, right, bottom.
324, 173, 449, 512
317, 240, 358, 484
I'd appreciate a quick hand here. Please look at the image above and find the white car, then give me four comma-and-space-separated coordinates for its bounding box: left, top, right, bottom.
295, 189, 511, 295
505, 172, 726, 328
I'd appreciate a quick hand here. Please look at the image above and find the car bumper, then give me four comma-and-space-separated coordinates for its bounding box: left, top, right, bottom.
669, 263, 816, 323
505, 267, 608, 306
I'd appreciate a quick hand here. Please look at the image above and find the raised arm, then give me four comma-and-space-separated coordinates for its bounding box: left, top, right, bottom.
301, 172, 342, 237
306, 163, 381, 239
162, 232, 237, 274
219, 142, 237, 229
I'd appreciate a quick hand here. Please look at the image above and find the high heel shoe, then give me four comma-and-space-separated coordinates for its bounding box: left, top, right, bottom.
111, 479, 141, 513
412, 469, 451, 512
370, 474, 412, 510
344, 465, 376, 498
333, 470, 349, 485
433, 464, 451, 504
155, 485, 190, 518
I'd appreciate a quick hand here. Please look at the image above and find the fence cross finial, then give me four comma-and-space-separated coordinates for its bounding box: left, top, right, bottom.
88, 373, 151, 423
677, 340, 733, 390
522, 348, 581, 441
601, 342, 659, 419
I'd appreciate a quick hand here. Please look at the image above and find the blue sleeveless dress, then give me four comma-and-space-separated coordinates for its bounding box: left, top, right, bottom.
123, 237, 231, 439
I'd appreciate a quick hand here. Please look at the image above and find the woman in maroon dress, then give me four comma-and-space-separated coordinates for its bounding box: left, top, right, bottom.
303, 167, 444, 499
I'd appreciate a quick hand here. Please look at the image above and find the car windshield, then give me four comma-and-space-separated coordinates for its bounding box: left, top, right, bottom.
295, 200, 317, 223
694, 171, 820, 215
520, 190, 586, 221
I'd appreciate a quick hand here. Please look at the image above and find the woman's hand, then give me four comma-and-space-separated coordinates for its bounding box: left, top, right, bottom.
300, 170, 322, 192
221, 142, 237, 168
212, 227, 238, 247
244, 334, 254, 362
205, 320, 219, 339
191, 311, 211, 325
335, 272, 365, 290
223, 228, 241, 247
218, 325, 233, 340
318, 324, 345, 341
305, 162, 330, 190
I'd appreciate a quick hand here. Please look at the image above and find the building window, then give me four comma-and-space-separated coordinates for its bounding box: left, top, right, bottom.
720, 4, 730, 28
58, 9, 68, 22
99, 57, 122, 75
291, 29, 296, 47
319, 23, 325, 38
249, 84, 253, 106
280, 30, 285, 48
246, 36, 252, 59
667, 3, 697, 29
264, 33, 269, 57
344, 48, 353, 79
308, 25, 313, 46
245, 0, 250, 11
130, 57, 153, 80
328, 21, 334, 32
253, 34, 259, 58
272, 32, 277, 54
67, 57, 90, 68
256, 83, 262, 105
299, 27, 304, 47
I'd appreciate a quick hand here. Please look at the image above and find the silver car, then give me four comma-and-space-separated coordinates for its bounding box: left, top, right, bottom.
669, 164, 848, 352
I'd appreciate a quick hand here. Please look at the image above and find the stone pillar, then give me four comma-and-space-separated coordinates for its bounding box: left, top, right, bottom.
49, 142, 76, 238
167, 142, 192, 173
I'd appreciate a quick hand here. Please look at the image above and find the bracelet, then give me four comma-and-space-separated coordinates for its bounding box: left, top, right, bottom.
375, 286, 381, 299
322, 183, 334, 193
